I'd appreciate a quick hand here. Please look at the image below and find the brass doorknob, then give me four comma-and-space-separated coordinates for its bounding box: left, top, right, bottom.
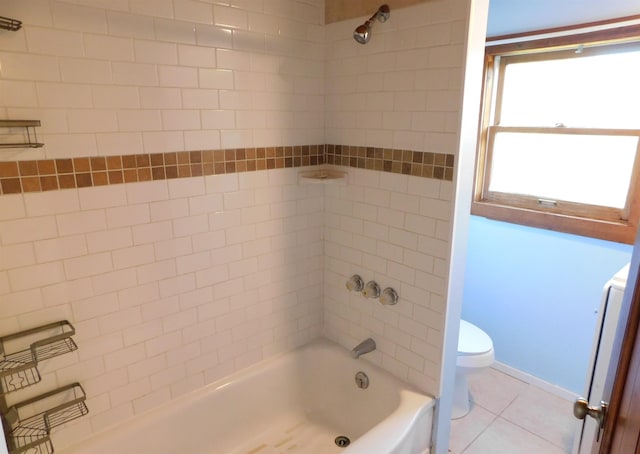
573, 397, 607, 427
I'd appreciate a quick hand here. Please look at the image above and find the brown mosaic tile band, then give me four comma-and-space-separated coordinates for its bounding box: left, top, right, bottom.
326, 145, 454, 181
0, 145, 454, 195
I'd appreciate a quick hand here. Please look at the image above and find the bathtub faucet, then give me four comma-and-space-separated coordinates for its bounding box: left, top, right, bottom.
351, 338, 376, 359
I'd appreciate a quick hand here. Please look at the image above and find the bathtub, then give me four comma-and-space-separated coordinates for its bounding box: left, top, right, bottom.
61, 338, 434, 453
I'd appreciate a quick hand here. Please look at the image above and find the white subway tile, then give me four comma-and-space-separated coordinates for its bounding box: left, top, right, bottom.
132, 221, 173, 245
142, 131, 185, 153
0, 243, 36, 271
136, 259, 177, 285
86, 228, 132, 253
57, 210, 107, 236
159, 274, 196, 298
84, 33, 134, 61
126, 181, 169, 204
134, 40, 177, 64
1, 81, 37, 108
152, 364, 187, 390
176, 251, 211, 275
64, 251, 113, 280
92, 86, 140, 109
42, 278, 93, 307
214, 5, 248, 29
36, 83, 92, 108
177, 46, 216, 71
98, 307, 142, 334
112, 62, 158, 86
153, 237, 192, 261
166, 342, 200, 366
158, 65, 198, 88
60, 58, 112, 84
139, 87, 181, 109
0, 289, 44, 318
68, 110, 118, 133
154, 18, 196, 44
191, 231, 226, 252
182, 89, 219, 109
129, 0, 174, 19
79, 333, 124, 361
185, 130, 222, 151
110, 378, 152, 408
195, 264, 229, 288
34, 235, 87, 263
174, 0, 213, 24
26, 27, 84, 57
107, 11, 155, 40
199, 68, 234, 89
117, 109, 162, 132
173, 214, 208, 238
72, 293, 119, 321
195, 24, 233, 48
146, 331, 182, 356
123, 319, 163, 346
128, 355, 167, 382
92, 268, 137, 295
113, 244, 155, 270
104, 343, 147, 370
79, 185, 128, 210
118, 282, 159, 309
150, 199, 189, 222
9, 262, 64, 292
83, 368, 128, 397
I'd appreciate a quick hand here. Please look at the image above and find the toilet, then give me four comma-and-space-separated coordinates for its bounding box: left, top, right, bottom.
452, 319, 494, 419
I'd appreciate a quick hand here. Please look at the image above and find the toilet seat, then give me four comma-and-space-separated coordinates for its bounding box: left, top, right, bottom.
456, 320, 494, 368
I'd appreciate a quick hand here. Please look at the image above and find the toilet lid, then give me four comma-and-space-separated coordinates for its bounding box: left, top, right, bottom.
458, 320, 493, 355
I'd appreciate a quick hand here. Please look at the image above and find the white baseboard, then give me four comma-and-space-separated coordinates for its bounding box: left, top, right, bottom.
491, 361, 578, 402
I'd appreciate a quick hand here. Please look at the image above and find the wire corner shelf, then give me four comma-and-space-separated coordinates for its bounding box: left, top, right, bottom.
5, 383, 88, 454
0, 321, 78, 395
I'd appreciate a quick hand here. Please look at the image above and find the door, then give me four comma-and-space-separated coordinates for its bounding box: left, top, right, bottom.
576, 227, 640, 452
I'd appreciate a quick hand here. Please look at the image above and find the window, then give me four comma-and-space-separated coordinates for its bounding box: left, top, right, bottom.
473, 28, 640, 244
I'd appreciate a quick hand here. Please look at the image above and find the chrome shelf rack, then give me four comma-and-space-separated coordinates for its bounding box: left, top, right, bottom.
0, 120, 44, 149
0, 321, 77, 395
5, 383, 88, 454
0, 17, 22, 32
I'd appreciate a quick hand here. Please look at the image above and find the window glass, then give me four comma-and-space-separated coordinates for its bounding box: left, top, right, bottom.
500, 50, 640, 129
489, 132, 637, 208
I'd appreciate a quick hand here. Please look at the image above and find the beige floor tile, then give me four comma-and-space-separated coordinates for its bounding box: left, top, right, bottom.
463, 417, 567, 454
501, 385, 576, 452
467, 368, 528, 415
448, 404, 496, 454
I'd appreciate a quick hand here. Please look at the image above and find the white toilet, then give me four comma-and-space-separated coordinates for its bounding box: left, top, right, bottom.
452, 319, 495, 419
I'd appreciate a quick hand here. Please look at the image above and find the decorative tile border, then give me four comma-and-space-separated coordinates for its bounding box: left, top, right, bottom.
325, 145, 454, 181
0, 145, 454, 195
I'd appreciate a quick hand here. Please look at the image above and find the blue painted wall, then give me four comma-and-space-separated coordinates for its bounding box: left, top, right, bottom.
462, 216, 633, 394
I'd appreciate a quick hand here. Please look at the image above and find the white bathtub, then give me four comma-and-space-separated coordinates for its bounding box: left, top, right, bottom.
61, 338, 434, 453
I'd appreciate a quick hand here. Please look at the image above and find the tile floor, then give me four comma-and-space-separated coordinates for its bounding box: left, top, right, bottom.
449, 367, 577, 454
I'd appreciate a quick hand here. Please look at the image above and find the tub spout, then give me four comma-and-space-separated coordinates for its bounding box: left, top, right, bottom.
351, 338, 376, 358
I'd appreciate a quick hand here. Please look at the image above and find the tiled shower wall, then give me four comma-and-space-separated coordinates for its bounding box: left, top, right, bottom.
322, 0, 468, 394
0, 0, 472, 449
0, 0, 326, 448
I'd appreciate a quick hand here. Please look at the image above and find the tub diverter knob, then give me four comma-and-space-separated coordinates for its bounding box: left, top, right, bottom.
346, 274, 364, 292
380, 287, 398, 305
362, 281, 380, 299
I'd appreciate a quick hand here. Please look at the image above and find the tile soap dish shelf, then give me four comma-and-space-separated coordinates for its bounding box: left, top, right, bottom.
0, 321, 78, 395
298, 167, 347, 184
5, 382, 88, 454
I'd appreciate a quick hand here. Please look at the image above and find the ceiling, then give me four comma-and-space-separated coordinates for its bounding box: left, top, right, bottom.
487, 0, 640, 36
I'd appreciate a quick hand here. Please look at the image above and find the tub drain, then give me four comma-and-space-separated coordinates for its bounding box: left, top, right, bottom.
335, 436, 351, 448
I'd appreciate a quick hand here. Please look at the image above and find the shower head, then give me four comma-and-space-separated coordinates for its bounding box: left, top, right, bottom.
353, 4, 390, 45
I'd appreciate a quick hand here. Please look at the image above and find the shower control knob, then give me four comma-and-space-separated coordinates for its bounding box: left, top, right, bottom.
380, 287, 398, 305
362, 281, 380, 299
346, 275, 364, 292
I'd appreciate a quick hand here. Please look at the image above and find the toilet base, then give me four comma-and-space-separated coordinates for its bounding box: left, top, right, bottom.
451, 373, 470, 419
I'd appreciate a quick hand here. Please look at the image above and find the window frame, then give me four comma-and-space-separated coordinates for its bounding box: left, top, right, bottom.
472, 26, 640, 244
